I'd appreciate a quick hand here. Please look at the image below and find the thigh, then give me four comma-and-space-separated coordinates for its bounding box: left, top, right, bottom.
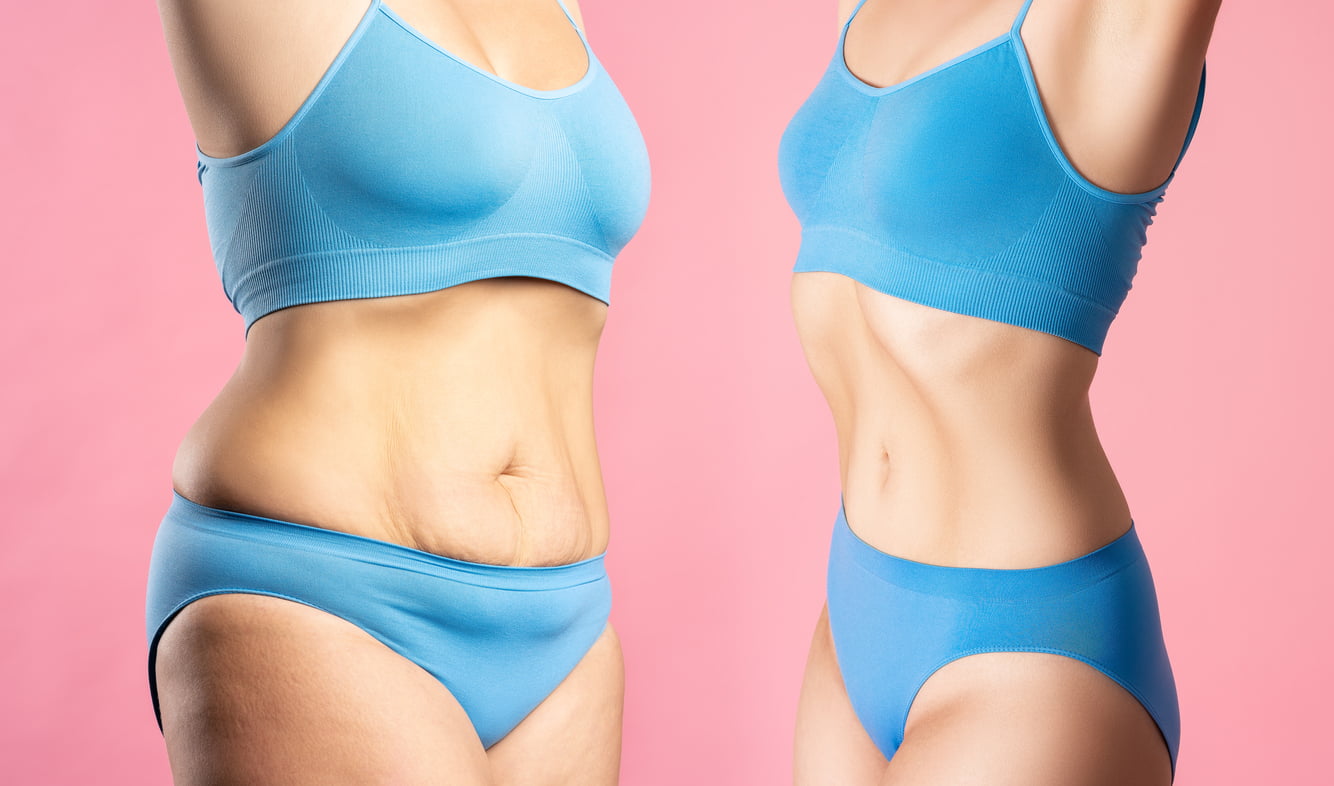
155, 592, 492, 786
486, 622, 624, 786
794, 603, 888, 786
882, 651, 1173, 786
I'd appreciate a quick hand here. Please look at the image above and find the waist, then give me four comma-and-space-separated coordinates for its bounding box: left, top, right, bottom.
793, 272, 1133, 567
172, 279, 610, 567
835, 424, 1133, 569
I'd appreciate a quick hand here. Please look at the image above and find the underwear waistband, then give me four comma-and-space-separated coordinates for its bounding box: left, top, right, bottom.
832, 501, 1147, 602
165, 488, 608, 591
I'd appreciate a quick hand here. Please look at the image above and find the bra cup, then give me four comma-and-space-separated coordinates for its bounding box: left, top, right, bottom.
295, 21, 536, 244
193, 6, 651, 334
860, 47, 1061, 263
778, 6, 1200, 354
778, 70, 869, 221
554, 86, 652, 255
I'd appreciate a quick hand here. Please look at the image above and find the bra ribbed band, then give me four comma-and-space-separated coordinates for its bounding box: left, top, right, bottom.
793, 225, 1118, 354
229, 234, 614, 339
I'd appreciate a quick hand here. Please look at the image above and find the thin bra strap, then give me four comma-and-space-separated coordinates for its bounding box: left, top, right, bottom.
1172, 61, 1207, 170
550, 0, 585, 38
843, 0, 874, 32
1011, 0, 1039, 35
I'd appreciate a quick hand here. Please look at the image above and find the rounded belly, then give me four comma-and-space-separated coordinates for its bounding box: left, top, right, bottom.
791, 271, 1134, 568
170, 277, 610, 567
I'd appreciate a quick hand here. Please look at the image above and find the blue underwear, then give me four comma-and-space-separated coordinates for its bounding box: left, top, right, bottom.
146, 489, 611, 748
826, 501, 1180, 779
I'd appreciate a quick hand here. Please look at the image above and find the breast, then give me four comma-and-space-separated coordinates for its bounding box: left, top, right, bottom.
780, 41, 1162, 356
197, 12, 651, 333
291, 19, 578, 245
859, 46, 1063, 263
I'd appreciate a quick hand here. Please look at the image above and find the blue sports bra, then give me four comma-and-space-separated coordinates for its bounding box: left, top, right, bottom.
778, 0, 1206, 355
194, 0, 651, 338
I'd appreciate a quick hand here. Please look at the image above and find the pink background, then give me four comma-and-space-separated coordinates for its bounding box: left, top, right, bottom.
3, 0, 1329, 782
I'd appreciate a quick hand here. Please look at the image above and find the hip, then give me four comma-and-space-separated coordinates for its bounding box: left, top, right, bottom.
834, 427, 1134, 570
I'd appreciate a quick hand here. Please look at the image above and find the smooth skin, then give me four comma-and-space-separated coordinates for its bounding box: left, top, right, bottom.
791, 0, 1220, 783
153, 0, 623, 783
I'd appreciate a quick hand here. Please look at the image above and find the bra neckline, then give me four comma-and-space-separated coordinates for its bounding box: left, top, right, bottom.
377, 0, 598, 100
195, 0, 601, 167
827, 6, 1206, 204
837, 16, 1013, 98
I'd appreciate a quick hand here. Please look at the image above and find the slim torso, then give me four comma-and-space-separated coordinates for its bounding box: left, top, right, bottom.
162, 0, 607, 567
791, 0, 1214, 568
792, 275, 1128, 567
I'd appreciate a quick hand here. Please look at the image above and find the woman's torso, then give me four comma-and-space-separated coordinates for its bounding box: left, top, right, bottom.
160, 0, 637, 567
785, 0, 1212, 567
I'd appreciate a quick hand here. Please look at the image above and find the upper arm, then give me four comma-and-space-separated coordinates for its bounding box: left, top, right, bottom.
1150, 0, 1223, 41
1019, 0, 1220, 194
156, 0, 373, 160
